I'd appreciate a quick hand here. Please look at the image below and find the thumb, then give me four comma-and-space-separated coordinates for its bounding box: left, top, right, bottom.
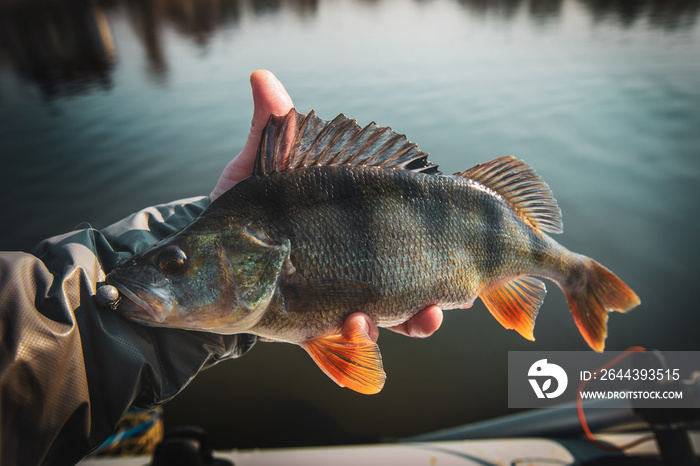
210, 70, 294, 201
344, 312, 380, 343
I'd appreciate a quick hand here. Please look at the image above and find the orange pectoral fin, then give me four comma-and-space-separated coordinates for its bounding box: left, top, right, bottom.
480, 276, 547, 341
301, 327, 386, 395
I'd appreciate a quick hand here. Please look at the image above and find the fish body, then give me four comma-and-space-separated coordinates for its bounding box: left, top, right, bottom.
108, 109, 640, 394
228, 165, 554, 340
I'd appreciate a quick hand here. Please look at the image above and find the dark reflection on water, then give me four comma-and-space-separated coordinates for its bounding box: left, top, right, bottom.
457, 0, 523, 19
528, 0, 563, 22
0, 0, 116, 99
1, 0, 699, 452
583, 0, 700, 29
1, 0, 698, 99
124, 0, 168, 81
118, 0, 246, 81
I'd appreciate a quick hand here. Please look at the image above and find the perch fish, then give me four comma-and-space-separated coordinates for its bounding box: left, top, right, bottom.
107, 109, 640, 394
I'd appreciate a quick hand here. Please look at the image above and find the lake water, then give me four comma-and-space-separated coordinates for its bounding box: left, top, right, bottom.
1, 0, 699, 450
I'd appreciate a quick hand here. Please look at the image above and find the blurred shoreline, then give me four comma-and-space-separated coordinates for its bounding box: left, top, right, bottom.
1, 0, 698, 100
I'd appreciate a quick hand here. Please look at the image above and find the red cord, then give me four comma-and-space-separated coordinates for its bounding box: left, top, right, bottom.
576, 346, 656, 452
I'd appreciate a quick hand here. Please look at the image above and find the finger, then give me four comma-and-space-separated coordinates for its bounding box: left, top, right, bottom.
388, 305, 443, 338
210, 70, 294, 201
343, 312, 380, 343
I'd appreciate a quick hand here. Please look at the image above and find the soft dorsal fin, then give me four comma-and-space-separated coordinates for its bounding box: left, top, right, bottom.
253, 108, 440, 176
457, 156, 563, 234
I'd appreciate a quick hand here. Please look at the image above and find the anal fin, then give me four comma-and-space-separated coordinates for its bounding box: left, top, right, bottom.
301, 327, 386, 395
480, 276, 546, 341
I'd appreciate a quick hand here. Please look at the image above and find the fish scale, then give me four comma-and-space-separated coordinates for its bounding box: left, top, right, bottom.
108, 108, 640, 395
231, 165, 548, 338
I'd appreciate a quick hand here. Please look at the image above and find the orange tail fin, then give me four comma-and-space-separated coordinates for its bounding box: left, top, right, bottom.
563, 258, 640, 351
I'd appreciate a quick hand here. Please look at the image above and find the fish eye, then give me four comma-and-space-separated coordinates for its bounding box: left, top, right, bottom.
157, 246, 187, 274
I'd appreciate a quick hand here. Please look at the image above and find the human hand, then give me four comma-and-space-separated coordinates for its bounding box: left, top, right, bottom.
345, 307, 443, 341
210, 70, 294, 201
212, 70, 444, 340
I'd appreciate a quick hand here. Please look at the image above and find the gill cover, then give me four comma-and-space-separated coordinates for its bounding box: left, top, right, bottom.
227, 225, 291, 330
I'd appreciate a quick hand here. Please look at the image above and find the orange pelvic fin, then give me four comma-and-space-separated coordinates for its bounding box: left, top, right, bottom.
563, 258, 640, 352
480, 276, 546, 341
301, 327, 386, 395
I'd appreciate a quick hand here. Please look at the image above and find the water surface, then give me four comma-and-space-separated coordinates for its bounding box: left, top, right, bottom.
1, 0, 699, 449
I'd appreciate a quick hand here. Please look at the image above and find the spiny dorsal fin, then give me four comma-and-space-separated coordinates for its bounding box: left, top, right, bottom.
253, 108, 440, 176
480, 276, 547, 341
457, 156, 563, 234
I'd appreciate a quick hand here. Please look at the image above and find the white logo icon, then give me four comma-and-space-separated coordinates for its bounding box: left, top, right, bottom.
528, 359, 568, 399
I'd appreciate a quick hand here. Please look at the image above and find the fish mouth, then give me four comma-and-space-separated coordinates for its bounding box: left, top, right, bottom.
106, 272, 172, 323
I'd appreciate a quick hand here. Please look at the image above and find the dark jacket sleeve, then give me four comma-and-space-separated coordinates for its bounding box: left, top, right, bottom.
0, 197, 255, 466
